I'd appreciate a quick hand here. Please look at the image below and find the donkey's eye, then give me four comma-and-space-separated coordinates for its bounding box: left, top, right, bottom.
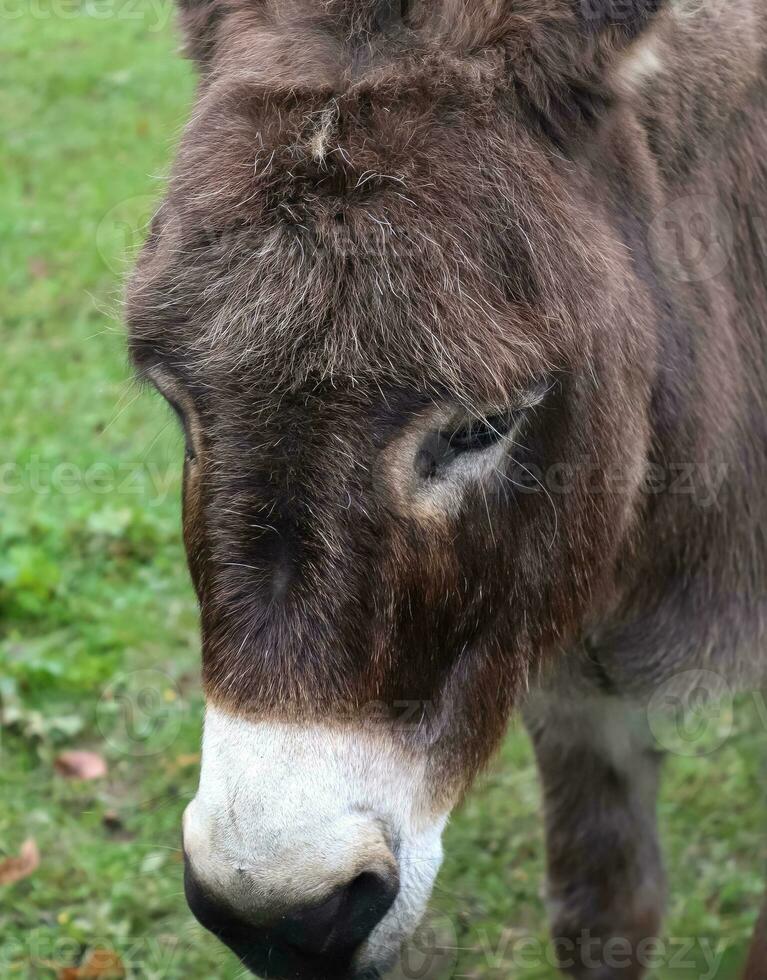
414, 411, 517, 481
442, 412, 515, 454
167, 399, 197, 463
144, 365, 199, 463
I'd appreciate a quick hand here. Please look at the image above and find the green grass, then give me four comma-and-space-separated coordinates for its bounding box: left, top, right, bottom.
0, 6, 765, 977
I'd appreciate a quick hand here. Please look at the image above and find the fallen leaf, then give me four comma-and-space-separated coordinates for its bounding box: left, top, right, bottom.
58, 949, 125, 979
54, 750, 108, 781
0, 838, 40, 885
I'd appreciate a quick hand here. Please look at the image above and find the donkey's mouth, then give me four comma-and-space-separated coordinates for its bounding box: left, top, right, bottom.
230, 943, 357, 980
224, 917, 395, 980
187, 894, 375, 980
223, 936, 392, 980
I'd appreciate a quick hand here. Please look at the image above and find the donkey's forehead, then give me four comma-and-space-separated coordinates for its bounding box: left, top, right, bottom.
131, 140, 577, 402
128, 0, 614, 397
131, 153, 564, 401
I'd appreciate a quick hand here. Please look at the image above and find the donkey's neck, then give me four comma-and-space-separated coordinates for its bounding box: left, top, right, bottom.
586, 2, 767, 693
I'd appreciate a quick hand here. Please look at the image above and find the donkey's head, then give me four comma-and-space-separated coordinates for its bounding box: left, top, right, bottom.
127, 0, 668, 975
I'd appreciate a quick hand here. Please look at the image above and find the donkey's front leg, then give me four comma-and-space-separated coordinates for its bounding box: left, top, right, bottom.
523, 692, 666, 979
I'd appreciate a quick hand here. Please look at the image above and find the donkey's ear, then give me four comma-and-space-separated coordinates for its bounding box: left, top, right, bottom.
512, 0, 670, 147
575, 0, 671, 91
577, 0, 667, 44
175, 0, 228, 69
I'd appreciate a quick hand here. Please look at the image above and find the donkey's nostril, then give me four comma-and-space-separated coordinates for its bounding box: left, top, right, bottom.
274, 869, 400, 958
344, 870, 400, 944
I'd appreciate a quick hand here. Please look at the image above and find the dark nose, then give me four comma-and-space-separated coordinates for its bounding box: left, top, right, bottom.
184, 860, 399, 979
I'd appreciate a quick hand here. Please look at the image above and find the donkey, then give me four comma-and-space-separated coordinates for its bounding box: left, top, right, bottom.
126, 0, 767, 977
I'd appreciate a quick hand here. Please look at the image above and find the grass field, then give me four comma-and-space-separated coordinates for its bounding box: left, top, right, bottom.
1, 5, 766, 978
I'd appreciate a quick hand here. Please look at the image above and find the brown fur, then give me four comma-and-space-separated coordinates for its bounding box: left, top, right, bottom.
127, 0, 767, 974
744, 889, 767, 980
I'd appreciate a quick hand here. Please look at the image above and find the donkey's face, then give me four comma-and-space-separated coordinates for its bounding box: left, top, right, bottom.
127, 0, 666, 975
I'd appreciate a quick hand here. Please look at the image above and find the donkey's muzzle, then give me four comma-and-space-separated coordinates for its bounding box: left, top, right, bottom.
184, 857, 399, 978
